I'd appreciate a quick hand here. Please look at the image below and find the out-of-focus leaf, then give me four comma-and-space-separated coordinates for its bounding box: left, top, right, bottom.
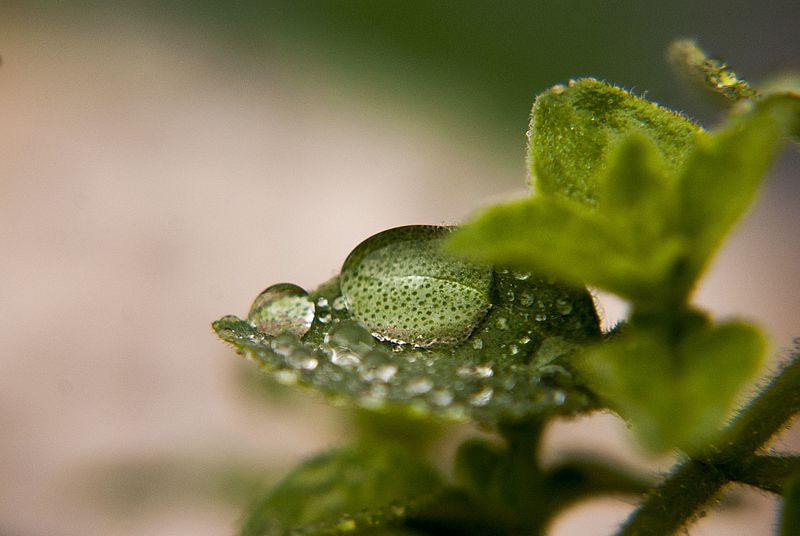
527, 78, 701, 206
573, 321, 765, 453
213, 268, 600, 425
451, 121, 694, 308
240, 444, 442, 536
677, 102, 788, 279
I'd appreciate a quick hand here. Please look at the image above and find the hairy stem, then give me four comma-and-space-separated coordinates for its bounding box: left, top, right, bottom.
619, 352, 800, 536
720, 455, 800, 494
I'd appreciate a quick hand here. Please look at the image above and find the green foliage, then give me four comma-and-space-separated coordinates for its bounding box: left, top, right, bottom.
240, 444, 442, 536
780, 473, 800, 536
213, 43, 800, 536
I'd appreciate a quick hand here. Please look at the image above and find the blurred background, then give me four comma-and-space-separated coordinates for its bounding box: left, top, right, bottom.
1, 1, 798, 535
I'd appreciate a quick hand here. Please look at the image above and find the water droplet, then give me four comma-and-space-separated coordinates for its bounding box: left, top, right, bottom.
318, 311, 332, 324
518, 335, 532, 345
553, 390, 566, 405
520, 293, 535, 307
248, 283, 316, 338
316, 297, 329, 308
508, 344, 520, 356
525, 129, 533, 140
475, 364, 493, 378
332, 296, 347, 311
513, 271, 531, 280
339, 226, 492, 347
535, 313, 548, 322
330, 348, 361, 368
556, 298, 573, 315
429, 389, 454, 406
472, 338, 484, 350
496, 317, 509, 330
374, 364, 398, 383
274, 369, 299, 385
405, 377, 434, 395
287, 346, 318, 370
325, 319, 375, 353
505, 290, 515, 302
470, 387, 494, 406
271, 332, 299, 356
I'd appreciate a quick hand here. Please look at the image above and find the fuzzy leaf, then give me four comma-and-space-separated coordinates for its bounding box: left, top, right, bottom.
240, 444, 441, 536
573, 321, 765, 453
448, 136, 686, 305
214, 267, 600, 425
678, 102, 788, 278
527, 78, 701, 205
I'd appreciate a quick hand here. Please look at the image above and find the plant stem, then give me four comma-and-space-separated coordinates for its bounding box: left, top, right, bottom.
719, 455, 800, 494
618, 352, 800, 536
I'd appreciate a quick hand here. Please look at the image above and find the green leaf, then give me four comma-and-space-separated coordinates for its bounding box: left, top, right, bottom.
572, 320, 765, 453
214, 246, 601, 425
240, 444, 442, 536
527, 78, 701, 206
677, 102, 788, 279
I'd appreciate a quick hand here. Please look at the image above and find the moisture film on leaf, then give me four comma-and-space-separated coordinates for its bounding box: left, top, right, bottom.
213, 226, 601, 424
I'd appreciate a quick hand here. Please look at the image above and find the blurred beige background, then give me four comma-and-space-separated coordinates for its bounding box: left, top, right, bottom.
1, 7, 798, 536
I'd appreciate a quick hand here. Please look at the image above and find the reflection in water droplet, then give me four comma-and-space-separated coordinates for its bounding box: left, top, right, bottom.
339, 226, 492, 347
248, 283, 315, 338
405, 377, 434, 395
470, 387, 494, 406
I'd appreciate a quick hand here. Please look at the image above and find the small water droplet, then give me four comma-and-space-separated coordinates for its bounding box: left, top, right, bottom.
520, 293, 534, 307
553, 390, 566, 405
318, 311, 332, 324
374, 364, 398, 383
472, 338, 484, 350
248, 283, 315, 338
470, 387, 494, 406
508, 344, 520, 356
274, 369, 299, 385
287, 346, 318, 370
535, 313, 548, 322
525, 129, 532, 140
518, 335, 532, 345
475, 364, 493, 378
271, 332, 298, 356
513, 271, 531, 280
325, 319, 375, 353
330, 348, 361, 367
316, 297, 329, 308
429, 389, 454, 406
556, 298, 573, 315
332, 296, 347, 311
496, 317, 509, 330
505, 290, 515, 302
405, 377, 434, 395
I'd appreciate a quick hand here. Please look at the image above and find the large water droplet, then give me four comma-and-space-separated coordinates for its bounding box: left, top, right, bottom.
339, 226, 492, 347
248, 283, 315, 338
325, 319, 376, 353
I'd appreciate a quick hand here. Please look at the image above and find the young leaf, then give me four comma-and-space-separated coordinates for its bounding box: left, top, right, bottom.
667, 39, 757, 102
448, 135, 687, 306
572, 320, 765, 453
677, 102, 788, 280
240, 444, 442, 536
528, 78, 701, 205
